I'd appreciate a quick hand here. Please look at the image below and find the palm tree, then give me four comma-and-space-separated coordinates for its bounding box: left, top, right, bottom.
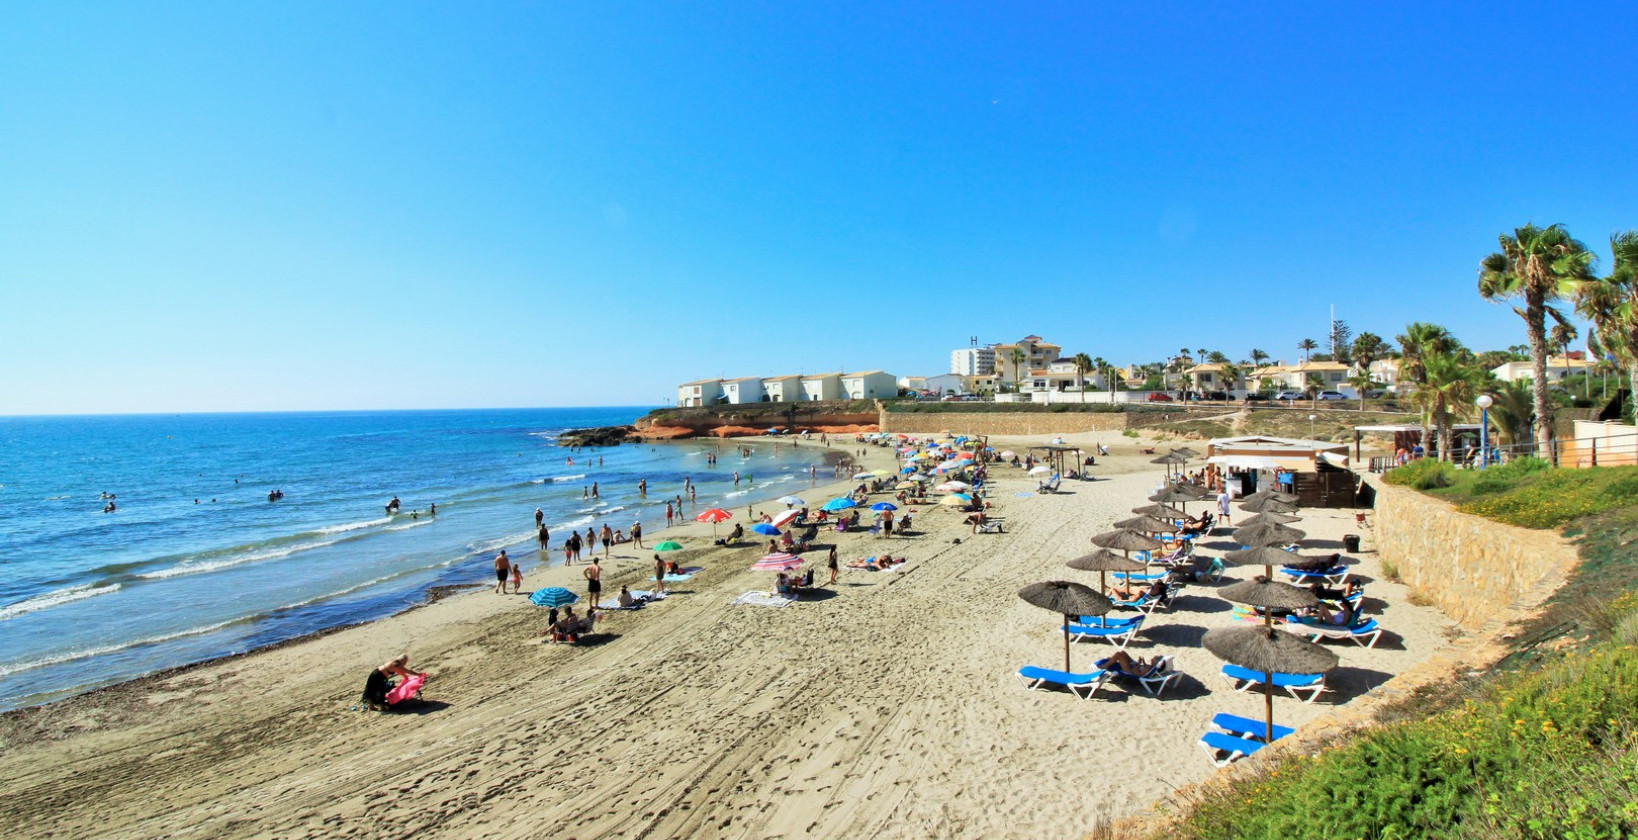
1412, 353, 1486, 461
1072, 353, 1094, 393
1486, 378, 1536, 448
1008, 347, 1027, 393
1297, 338, 1318, 364
1397, 322, 1459, 459
1576, 231, 1638, 422
1347, 369, 1377, 410
1479, 223, 1597, 463
1249, 348, 1269, 369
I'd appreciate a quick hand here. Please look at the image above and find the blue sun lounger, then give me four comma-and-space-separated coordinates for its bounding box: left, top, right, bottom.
1288, 616, 1384, 648
1209, 712, 1295, 743
1096, 654, 1182, 697
1219, 664, 1329, 703
1198, 730, 1278, 767
1067, 617, 1144, 649
1073, 613, 1141, 628
1015, 665, 1110, 700
1281, 565, 1350, 585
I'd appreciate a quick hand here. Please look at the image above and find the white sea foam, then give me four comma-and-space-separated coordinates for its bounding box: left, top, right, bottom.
0, 619, 239, 678
383, 518, 435, 532
314, 517, 393, 535
467, 532, 538, 556
138, 539, 343, 580
0, 583, 123, 621
545, 473, 587, 483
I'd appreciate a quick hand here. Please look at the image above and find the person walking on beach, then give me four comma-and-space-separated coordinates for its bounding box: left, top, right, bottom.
631, 520, 644, 548
653, 554, 667, 594
600, 523, 613, 558
665, 501, 675, 528
538, 524, 550, 551
535, 507, 544, 528
827, 545, 839, 585
1216, 488, 1232, 524
585, 526, 598, 555
510, 560, 524, 594
494, 550, 511, 595
584, 558, 602, 604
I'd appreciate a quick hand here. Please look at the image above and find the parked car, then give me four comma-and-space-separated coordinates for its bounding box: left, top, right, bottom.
1316, 390, 1347, 401
1273, 391, 1305, 401
1146, 392, 1174, 402
1203, 391, 1229, 401
1243, 393, 1270, 404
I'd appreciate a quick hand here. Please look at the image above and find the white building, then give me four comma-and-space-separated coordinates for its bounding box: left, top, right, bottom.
1491, 355, 1593, 384
900, 373, 968, 396
799, 372, 844, 401
950, 347, 996, 376
762, 374, 801, 403
992, 335, 1061, 387
721, 376, 763, 404
677, 378, 723, 407
842, 370, 899, 400
1024, 359, 1105, 392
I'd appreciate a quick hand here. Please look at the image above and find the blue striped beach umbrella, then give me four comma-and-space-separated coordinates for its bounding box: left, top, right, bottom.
529, 587, 578, 608
821, 497, 856, 512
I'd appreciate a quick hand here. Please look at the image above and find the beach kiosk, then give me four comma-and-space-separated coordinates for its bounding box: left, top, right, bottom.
1205, 435, 1357, 507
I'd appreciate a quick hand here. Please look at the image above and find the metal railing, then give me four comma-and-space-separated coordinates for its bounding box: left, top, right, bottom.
1371, 428, 1638, 473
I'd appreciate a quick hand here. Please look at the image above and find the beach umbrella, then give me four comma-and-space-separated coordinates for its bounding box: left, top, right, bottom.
751, 523, 782, 536
1240, 496, 1300, 514
868, 469, 892, 477
770, 509, 801, 528
751, 552, 804, 571
529, 587, 578, 608
1028, 465, 1052, 475
853, 472, 875, 479
694, 507, 733, 536
654, 540, 686, 552
939, 480, 972, 491
821, 497, 856, 512
938, 495, 971, 507
1220, 576, 1321, 628
1131, 503, 1187, 518
1244, 489, 1300, 504
1238, 511, 1302, 527
899, 466, 917, 474
1066, 549, 1146, 615
777, 495, 806, 507
894, 481, 917, 490
1173, 447, 1200, 458
1114, 515, 1178, 534
999, 450, 1016, 459
1019, 581, 1113, 673
870, 502, 898, 511
1235, 522, 1306, 549
1090, 529, 1163, 555
1225, 545, 1303, 579
1204, 624, 1338, 742
1148, 486, 1204, 513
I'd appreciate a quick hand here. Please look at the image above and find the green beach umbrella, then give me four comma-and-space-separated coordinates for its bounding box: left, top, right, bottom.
654, 540, 685, 552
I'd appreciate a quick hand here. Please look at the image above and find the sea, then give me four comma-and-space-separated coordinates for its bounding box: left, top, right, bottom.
0, 408, 839, 711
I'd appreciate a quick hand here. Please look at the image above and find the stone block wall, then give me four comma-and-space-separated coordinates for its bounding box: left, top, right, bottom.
878, 411, 1131, 436
1371, 479, 1578, 630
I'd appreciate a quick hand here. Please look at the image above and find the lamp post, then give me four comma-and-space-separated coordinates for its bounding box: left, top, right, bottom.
1476, 394, 1493, 469
1308, 414, 1316, 439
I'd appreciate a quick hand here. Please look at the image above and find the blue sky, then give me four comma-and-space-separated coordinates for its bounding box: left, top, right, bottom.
3, 2, 1635, 414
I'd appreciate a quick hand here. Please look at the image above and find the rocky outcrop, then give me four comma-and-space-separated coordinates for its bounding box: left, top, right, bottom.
557, 425, 638, 447
633, 404, 879, 440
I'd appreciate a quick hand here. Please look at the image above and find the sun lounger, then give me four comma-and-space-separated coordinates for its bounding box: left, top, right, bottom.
1074, 613, 1142, 628
1288, 616, 1384, 648
1096, 654, 1180, 696
1015, 665, 1109, 700
1112, 569, 1170, 584
1209, 712, 1295, 743
1112, 583, 1179, 614
975, 518, 1004, 534
1037, 474, 1061, 493
1280, 565, 1350, 585
1067, 617, 1144, 649
1219, 664, 1329, 703
1198, 730, 1276, 767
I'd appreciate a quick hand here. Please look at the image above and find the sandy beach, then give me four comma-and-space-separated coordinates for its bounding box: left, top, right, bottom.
0, 432, 1454, 839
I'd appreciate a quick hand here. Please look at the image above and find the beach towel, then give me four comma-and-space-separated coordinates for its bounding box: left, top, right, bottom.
733, 591, 795, 607
385, 673, 425, 705
1015, 492, 1034, 498
649, 573, 693, 583
598, 590, 668, 610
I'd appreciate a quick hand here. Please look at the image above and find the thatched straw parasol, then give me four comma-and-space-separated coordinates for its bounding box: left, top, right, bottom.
1238, 511, 1303, 528
1243, 489, 1300, 504
1091, 529, 1163, 554
1239, 496, 1300, 514
1219, 576, 1321, 627
1066, 549, 1146, 601
1234, 522, 1306, 548
1132, 503, 1187, 518
1114, 515, 1178, 534
1226, 545, 1305, 578
1204, 624, 1339, 741
1019, 581, 1113, 672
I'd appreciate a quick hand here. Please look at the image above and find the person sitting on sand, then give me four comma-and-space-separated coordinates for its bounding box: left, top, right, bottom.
361, 655, 425, 711
965, 511, 987, 534
667, 560, 683, 577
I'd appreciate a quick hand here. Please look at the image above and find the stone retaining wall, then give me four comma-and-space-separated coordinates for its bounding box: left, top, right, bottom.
1370, 478, 1578, 630
878, 411, 1130, 436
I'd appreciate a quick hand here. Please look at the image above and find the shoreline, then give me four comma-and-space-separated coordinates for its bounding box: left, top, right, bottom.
0, 435, 867, 725
0, 430, 1455, 839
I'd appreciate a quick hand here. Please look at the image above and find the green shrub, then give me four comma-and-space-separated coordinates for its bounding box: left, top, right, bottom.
1384, 458, 1456, 490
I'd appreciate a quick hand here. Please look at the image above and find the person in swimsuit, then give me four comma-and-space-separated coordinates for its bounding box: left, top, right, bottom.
361, 655, 423, 711
538, 524, 550, 551
827, 546, 839, 584
535, 507, 544, 527
631, 521, 644, 549
509, 560, 523, 595
584, 559, 602, 603
653, 554, 667, 594
493, 550, 511, 594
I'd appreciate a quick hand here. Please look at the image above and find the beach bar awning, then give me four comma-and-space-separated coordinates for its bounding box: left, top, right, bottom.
1206, 455, 1281, 471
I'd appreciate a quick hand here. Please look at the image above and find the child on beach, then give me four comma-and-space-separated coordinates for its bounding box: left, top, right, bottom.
510, 561, 523, 594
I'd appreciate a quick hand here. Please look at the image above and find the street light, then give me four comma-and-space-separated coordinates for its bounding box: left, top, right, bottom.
1308, 413, 1317, 439
1476, 394, 1493, 469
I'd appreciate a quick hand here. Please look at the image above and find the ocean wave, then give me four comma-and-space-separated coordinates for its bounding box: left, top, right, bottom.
0, 618, 240, 678
466, 532, 538, 556
536, 473, 587, 484
382, 518, 435, 532
138, 539, 343, 580
722, 490, 748, 499
314, 516, 393, 535
44, 495, 73, 501
0, 583, 123, 621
